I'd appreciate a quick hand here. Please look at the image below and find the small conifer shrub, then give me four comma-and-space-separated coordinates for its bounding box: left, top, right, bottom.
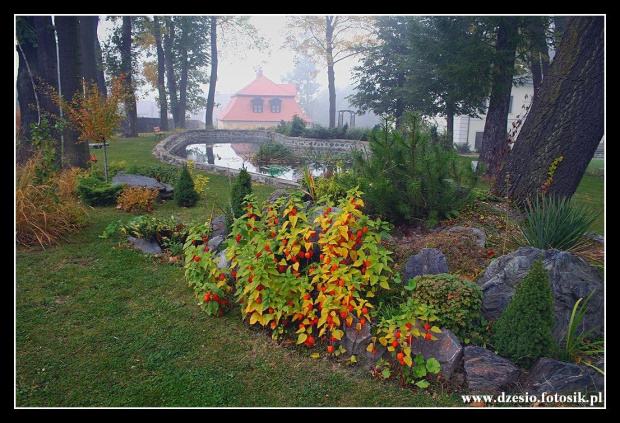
174, 164, 200, 207
492, 258, 557, 367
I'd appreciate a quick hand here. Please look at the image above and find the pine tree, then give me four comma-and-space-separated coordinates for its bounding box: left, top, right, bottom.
228, 167, 253, 228
492, 258, 557, 367
174, 165, 200, 207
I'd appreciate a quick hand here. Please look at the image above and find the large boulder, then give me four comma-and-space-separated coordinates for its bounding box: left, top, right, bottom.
211, 215, 227, 239
403, 248, 449, 283
464, 346, 521, 393
127, 236, 162, 255
112, 173, 174, 200
409, 328, 463, 379
477, 247, 603, 343
524, 357, 604, 395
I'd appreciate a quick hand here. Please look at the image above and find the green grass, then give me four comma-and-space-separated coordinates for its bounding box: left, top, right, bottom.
16, 134, 462, 407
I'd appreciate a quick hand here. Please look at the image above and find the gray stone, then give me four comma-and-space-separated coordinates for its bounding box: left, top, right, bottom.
403, 248, 449, 283
524, 357, 604, 395
343, 319, 373, 356
444, 226, 487, 249
409, 328, 463, 379
113, 174, 172, 200
267, 189, 290, 204
207, 235, 225, 251
584, 233, 604, 244
464, 346, 521, 393
214, 249, 231, 270
211, 215, 227, 238
477, 247, 604, 343
127, 236, 162, 255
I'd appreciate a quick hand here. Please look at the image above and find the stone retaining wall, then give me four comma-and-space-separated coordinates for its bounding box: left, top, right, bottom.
152, 129, 368, 188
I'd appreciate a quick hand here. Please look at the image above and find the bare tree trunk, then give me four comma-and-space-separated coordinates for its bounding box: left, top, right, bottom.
479, 17, 519, 178
326, 16, 336, 129
164, 17, 179, 129
527, 17, 550, 96
177, 18, 189, 129
121, 16, 138, 138
153, 16, 169, 131
55, 16, 89, 169
79, 16, 99, 86
205, 16, 218, 129
493, 17, 604, 205
33, 16, 61, 166
95, 22, 108, 98
16, 16, 39, 164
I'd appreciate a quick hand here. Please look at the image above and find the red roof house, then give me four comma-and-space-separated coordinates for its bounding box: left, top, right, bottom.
216, 71, 311, 129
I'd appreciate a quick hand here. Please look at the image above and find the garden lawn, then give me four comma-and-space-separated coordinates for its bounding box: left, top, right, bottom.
16, 134, 462, 407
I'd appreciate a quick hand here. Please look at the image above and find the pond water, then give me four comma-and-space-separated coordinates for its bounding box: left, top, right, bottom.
184, 143, 336, 182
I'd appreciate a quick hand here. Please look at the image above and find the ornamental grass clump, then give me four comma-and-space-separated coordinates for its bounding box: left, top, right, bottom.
492, 258, 557, 367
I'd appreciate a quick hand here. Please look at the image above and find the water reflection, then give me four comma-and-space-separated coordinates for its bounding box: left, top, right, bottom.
185, 143, 328, 182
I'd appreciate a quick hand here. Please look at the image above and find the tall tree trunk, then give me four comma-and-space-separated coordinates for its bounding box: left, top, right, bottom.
479, 17, 519, 177
205, 16, 218, 129
326, 16, 336, 129
121, 16, 138, 137
55, 16, 89, 169
94, 22, 108, 98
16, 16, 39, 164
493, 17, 604, 205
445, 103, 454, 142
153, 16, 169, 131
177, 18, 189, 129
33, 16, 61, 166
164, 17, 179, 129
527, 17, 550, 96
79, 16, 98, 86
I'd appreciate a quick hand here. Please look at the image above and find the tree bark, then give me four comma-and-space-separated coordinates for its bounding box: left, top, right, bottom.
326, 16, 336, 129
164, 17, 179, 129
16, 16, 39, 164
205, 16, 218, 129
33, 16, 61, 166
79, 16, 99, 86
177, 18, 189, 129
492, 17, 604, 205
55, 16, 89, 169
94, 22, 108, 98
121, 16, 138, 137
153, 16, 169, 131
527, 17, 550, 96
479, 17, 519, 177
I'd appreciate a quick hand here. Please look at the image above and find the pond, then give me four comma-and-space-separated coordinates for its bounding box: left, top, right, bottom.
183, 143, 344, 182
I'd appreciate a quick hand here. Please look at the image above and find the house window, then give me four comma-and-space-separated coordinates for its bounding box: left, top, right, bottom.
269, 98, 282, 113
474, 132, 483, 151
251, 97, 263, 113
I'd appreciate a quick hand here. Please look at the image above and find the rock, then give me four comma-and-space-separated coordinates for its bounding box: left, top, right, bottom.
267, 189, 290, 204
444, 226, 487, 249
211, 215, 227, 238
584, 233, 604, 244
127, 236, 162, 255
524, 357, 604, 395
113, 174, 173, 200
403, 248, 449, 283
477, 247, 604, 343
409, 328, 463, 379
343, 319, 373, 356
214, 249, 230, 270
207, 235, 225, 251
464, 346, 521, 393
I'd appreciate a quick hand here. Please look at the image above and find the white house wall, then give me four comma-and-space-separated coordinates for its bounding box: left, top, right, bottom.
454, 82, 535, 151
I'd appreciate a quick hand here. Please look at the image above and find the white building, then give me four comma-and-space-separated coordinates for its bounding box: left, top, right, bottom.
452, 80, 534, 151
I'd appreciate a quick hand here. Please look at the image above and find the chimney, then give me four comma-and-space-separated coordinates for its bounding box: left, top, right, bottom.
257, 68, 263, 78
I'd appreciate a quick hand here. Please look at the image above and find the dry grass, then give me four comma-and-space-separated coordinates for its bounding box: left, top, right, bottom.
16, 155, 90, 248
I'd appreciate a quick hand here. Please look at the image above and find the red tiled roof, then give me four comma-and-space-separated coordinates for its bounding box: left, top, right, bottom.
236, 75, 295, 97
218, 74, 311, 123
